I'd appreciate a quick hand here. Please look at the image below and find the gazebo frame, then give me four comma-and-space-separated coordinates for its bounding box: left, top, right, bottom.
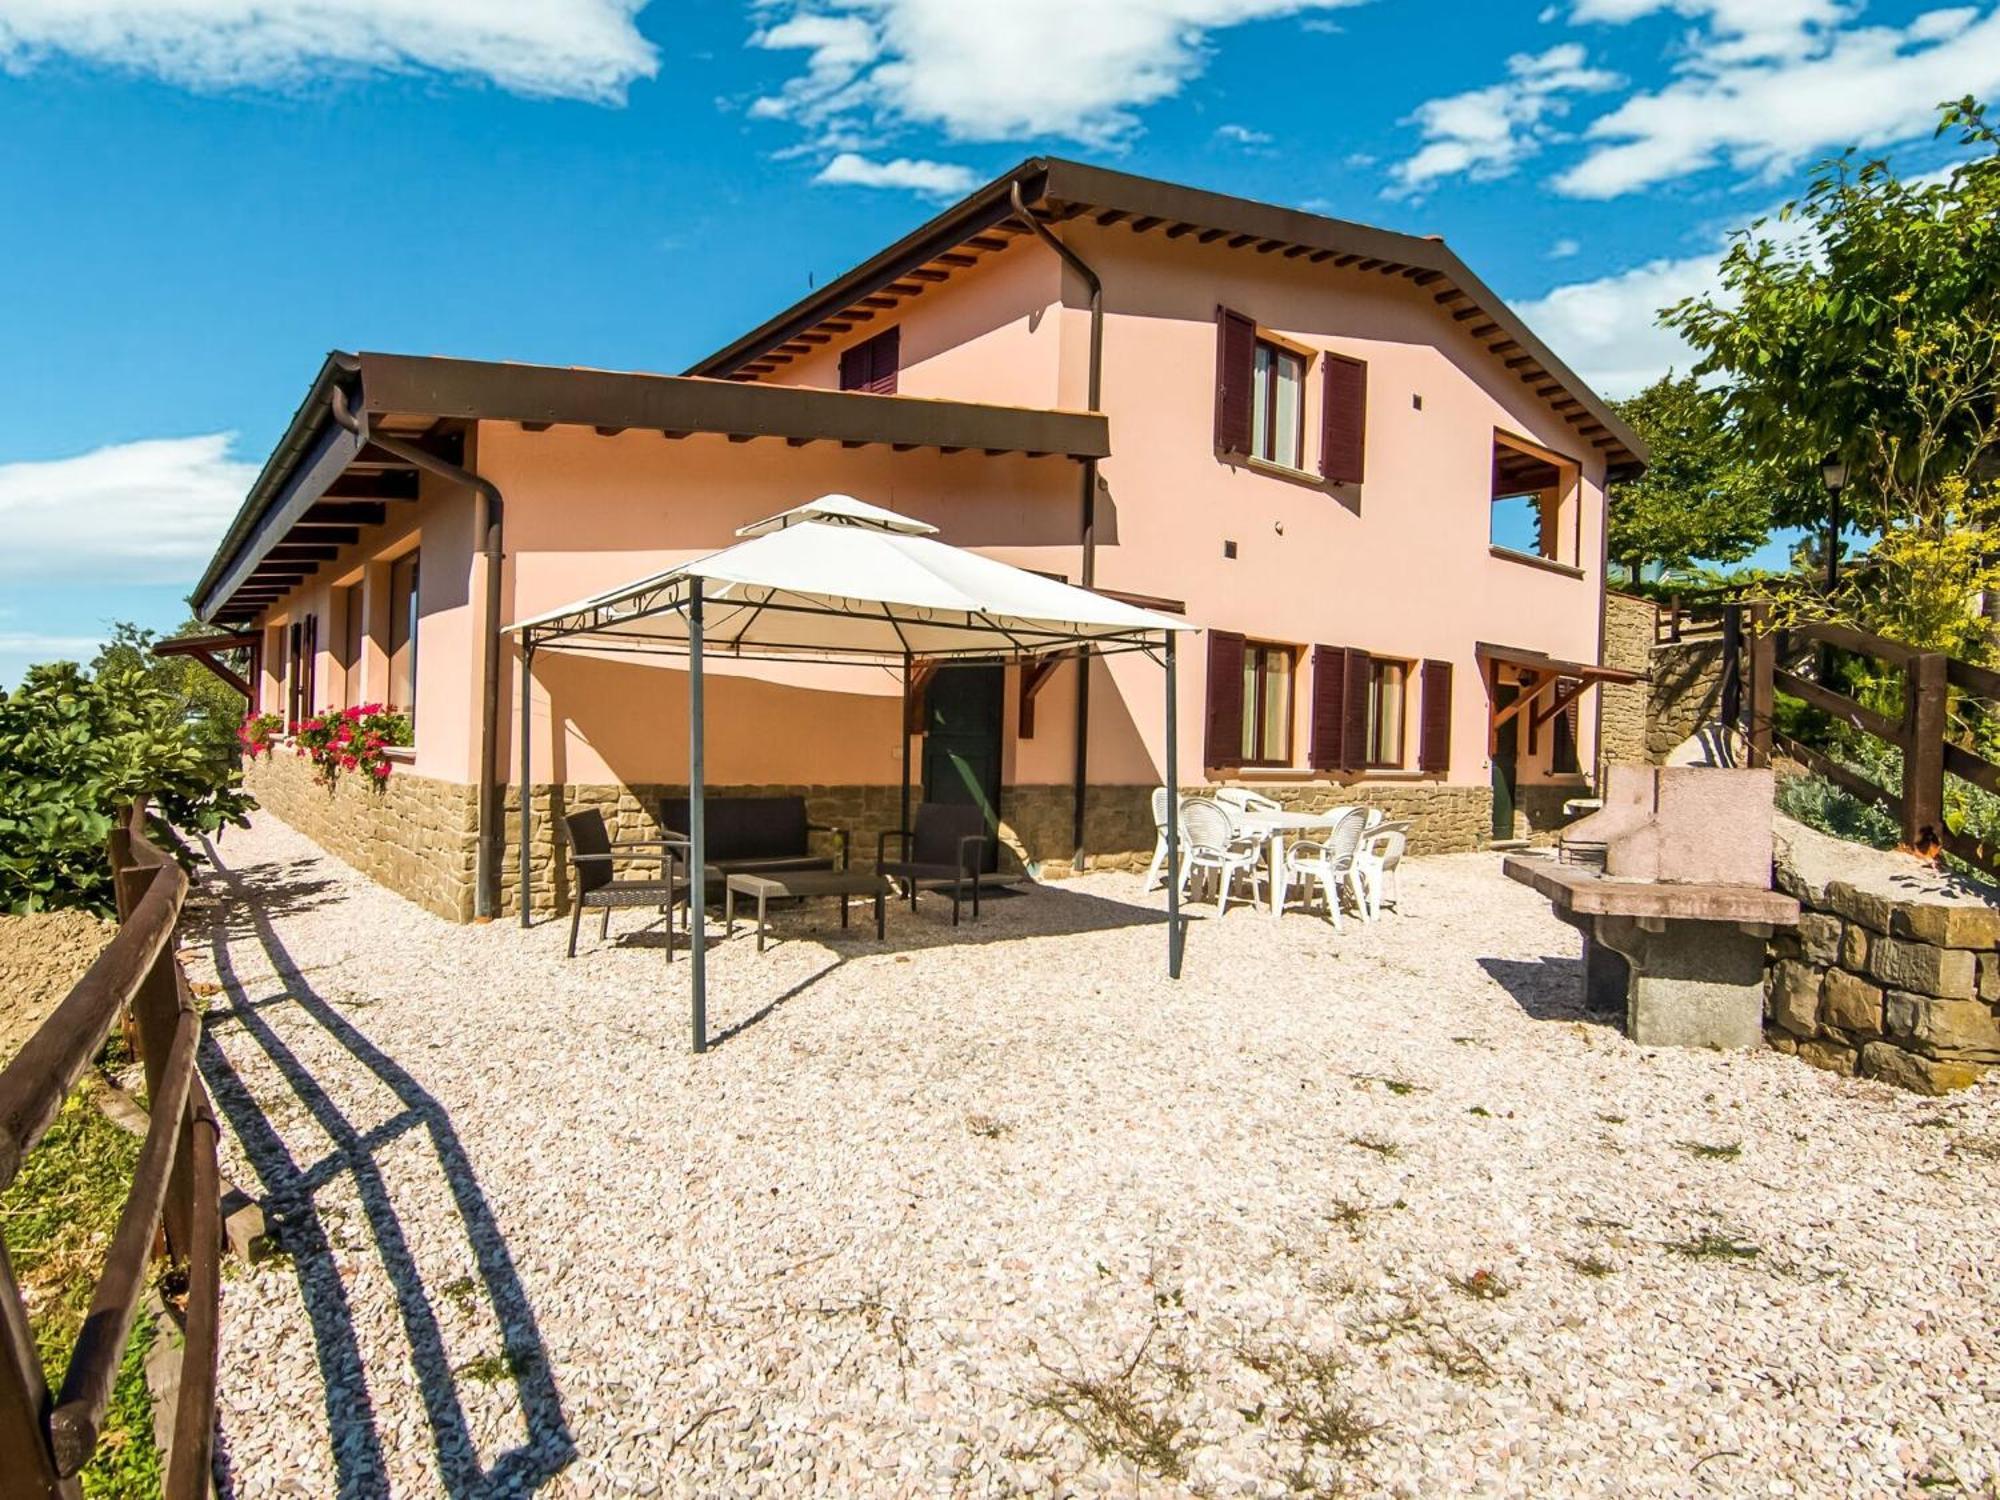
513, 552, 1188, 1054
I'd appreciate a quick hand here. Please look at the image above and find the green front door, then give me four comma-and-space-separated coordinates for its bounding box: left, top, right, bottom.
922, 664, 1004, 872
1491, 682, 1519, 841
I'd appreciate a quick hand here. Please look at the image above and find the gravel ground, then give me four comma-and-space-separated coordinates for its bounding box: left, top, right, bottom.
191, 813, 2000, 1499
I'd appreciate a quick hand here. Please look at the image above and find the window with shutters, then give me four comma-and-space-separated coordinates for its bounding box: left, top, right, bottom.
1364, 657, 1409, 769
839, 327, 900, 395
388, 550, 420, 723
1251, 341, 1306, 469
1240, 641, 1296, 765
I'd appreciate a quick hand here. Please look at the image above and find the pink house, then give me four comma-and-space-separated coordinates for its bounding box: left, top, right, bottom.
193, 158, 1645, 922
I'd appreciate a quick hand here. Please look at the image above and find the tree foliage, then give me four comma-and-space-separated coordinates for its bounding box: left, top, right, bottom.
0, 647, 256, 915
1607, 374, 1781, 579
1663, 99, 2000, 655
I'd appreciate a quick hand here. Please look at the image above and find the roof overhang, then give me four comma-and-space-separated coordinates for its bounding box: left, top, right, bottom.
1477, 641, 1644, 686
688, 157, 1646, 477
192, 352, 1109, 625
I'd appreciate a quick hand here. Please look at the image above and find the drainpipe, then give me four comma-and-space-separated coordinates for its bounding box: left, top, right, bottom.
330, 386, 507, 922
1009, 182, 1104, 871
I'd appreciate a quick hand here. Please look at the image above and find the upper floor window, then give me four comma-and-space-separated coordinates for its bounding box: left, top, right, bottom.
839, 327, 900, 395
1216, 307, 1367, 483
1491, 431, 1581, 567
1251, 341, 1306, 470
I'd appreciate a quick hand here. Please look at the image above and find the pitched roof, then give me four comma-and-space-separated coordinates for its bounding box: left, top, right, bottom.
687, 157, 1645, 475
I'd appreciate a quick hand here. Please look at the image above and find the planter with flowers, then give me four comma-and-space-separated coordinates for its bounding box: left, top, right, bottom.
238, 712, 284, 760
292, 705, 413, 789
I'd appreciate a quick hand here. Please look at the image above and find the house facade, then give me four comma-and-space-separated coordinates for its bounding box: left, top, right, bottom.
193, 158, 1644, 922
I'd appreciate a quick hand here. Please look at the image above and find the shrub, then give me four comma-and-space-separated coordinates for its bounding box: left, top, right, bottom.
0, 659, 256, 914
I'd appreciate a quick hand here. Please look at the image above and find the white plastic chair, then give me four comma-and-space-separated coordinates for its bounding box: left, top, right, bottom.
1282, 807, 1370, 930
1355, 819, 1411, 920
1213, 786, 1283, 815
1181, 799, 1267, 916
1143, 787, 1193, 895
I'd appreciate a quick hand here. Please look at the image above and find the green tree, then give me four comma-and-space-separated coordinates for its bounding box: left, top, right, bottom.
1664, 98, 2000, 652
1607, 374, 1779, 582
92, 619, 249, 770
0, 656, 256, 914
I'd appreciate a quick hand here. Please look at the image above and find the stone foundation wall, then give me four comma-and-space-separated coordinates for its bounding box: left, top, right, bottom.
1599, 593, 1654, 778
1218, 783, 1495, 855
244, 752, 479, 922
1649, 638, 1726, 761
1765, 817, 2000, 1094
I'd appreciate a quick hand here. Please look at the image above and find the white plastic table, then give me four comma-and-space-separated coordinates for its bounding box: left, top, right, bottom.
1228, 809, 1354, 920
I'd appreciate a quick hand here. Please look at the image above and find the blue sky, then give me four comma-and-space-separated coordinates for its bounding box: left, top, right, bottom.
2, 0, 1994, 685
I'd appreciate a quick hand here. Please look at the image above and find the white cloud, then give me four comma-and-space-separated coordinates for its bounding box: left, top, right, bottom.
0, 631, 107, 659
1549, 236, 1582, 258
751, 0, 1366, 146
0, 434, 254, 584
1555, 2, 2000, 197
813, 151, 979, 194
1515, 250, 1723, 398
1215, 122, 1273, 145
1388, 44, 1621, 195
0, 0, 657, 101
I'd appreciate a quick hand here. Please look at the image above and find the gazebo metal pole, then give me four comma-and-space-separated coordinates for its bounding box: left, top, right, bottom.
900, 650, 913, 838
689, 587, 708, 1054
518, 641, 534, 928
1164, 632, 1183, 979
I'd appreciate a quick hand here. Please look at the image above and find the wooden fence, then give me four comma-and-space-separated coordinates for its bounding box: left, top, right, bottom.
1732, 603, 2000, 877
0, 802, 221, 1499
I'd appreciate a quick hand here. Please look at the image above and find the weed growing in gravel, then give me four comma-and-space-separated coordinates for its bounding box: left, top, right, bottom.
1026, 1316, 1202, 1484
1327, 1201, 1373, 1238
1679, 1141, 1742, 1161
456, 1346, 539, 1384
1564, 1254, 1616, 1279
1446, 1269, 1509, 1301
1450, 1036, 1488, 1048
1235, 1339, 1379, 1497
441, 1276, 478, 1311
965, 1113, 1012, 1140
1598, 1113, 1627, 1126
1667, 1232, 1760, 1263
1949, 1136, 2000, 1161
1352, 1074, 1425, 1096
1348, 1136, 1399, 1159
1467, 1105, 1491, 1118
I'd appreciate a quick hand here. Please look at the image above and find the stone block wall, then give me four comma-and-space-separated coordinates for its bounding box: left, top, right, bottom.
1599, 593, 1653, 778
1765, 817, 2000, 1094
1224, 783, 1495, 855
1648, 638, 1725, 761
244, 752, 479, 922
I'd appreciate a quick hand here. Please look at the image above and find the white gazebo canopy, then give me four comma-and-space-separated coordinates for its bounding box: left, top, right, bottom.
505, 494, 1195, 1052
510, 493, 1186, 662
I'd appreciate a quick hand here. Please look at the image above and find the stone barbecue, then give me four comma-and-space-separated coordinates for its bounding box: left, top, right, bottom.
1505, 766, 1799, 1048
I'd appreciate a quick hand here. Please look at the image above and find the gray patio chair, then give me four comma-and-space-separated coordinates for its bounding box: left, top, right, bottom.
561, 808, 691, 961
876, 802, 992, 926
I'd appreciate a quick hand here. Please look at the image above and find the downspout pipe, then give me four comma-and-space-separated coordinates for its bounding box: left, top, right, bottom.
1009, 182, 1104, 871
330, 386, 507, 922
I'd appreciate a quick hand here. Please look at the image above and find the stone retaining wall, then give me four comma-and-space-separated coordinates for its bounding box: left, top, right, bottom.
1649, 638, 1725, 761
1765, 817, 2000, 1094
1599, 593, 1653, 777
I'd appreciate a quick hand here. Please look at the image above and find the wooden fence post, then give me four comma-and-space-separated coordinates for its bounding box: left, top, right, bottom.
1904, 651, 1948, 853
1746, 603, 1773, 767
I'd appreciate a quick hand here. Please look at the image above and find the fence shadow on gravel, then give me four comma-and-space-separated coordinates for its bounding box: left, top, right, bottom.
195, 839, 574, 1499
1476, 955, 1617, 1028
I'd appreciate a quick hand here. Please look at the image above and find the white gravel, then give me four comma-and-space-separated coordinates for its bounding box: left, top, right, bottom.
190, 812, 2000, 1498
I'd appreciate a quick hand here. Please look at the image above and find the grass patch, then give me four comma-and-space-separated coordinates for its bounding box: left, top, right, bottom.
1026, 1319, 1201, 1484
1667, 1232, 1761, 1263
1597, 1113, 1627, 1126
1679, 1141, 1742, 1161
0, 1083, 163, 1497
965, 1113, 1012, 1140
456, 1346, 539, 1384
1563, 1254, 1616, 1279
1348, 1136, 1400, 1159
441, 1275, 478, 1311
1352, 1074, 1425, 1097
1236, 1341, 1378, 1497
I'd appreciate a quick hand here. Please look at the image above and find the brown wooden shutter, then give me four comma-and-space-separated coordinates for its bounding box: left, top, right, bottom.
839, 342, 867, 391
1309, 645, 1346, 771
1419, 658, 1453, 775
869, 326, 899, 394
1205, 630, 1246, 768
1340, 648, 1371, 772
1214, 307, 1256, 455
1321, 353, 1368, 484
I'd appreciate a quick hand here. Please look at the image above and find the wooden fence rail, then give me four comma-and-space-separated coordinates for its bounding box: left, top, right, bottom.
1734, 603, 1979, 869
0, 802, 220, 1500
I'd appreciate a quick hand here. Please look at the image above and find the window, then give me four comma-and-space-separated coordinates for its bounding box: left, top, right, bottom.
388, 551, 420, 719
1251, 341, 1306, 469
1240, 641, 1295, 764
1491, 432, 1581, 565
839, 327, 899, 394
1364, 658, 1408, 768
286, 615, 318, 725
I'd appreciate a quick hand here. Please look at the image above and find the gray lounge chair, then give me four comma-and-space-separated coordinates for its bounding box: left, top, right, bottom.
877, 802, 994, 926
562, 809, 690, 960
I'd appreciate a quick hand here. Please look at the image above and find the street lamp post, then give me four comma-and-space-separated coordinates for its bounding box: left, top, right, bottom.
1821, 457, 1849, 597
